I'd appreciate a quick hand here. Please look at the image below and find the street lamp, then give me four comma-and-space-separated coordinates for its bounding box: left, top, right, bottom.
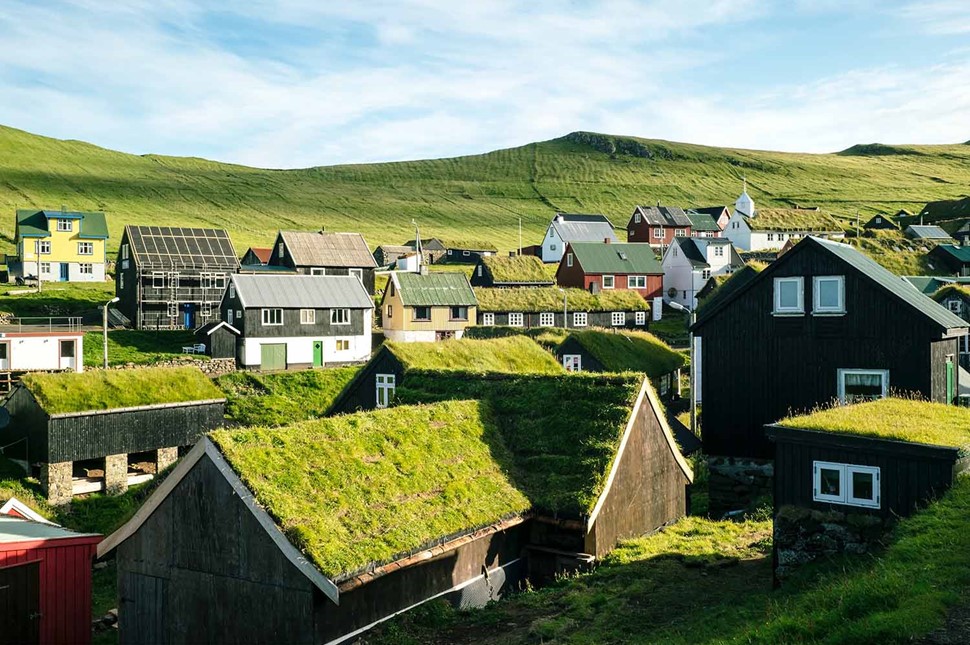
103, 297, 120, 368
668, 300, 697, 435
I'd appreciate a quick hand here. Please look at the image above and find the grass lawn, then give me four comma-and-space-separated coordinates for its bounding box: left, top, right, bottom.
650, 308, 690, 347
0, 281, 114, 319
83, 330, 204, 366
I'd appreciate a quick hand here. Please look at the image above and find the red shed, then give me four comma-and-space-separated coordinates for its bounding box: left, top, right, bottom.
0, 513, 101, 644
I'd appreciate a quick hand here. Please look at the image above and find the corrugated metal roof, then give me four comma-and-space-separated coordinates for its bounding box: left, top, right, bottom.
550, 214, 618, 244
232, 274, 373, 309
906, 225, 953, 240
570, 242, 662, 274
16, 209, 108, 239
394, 271, 477, 306
686, 211, 722, 231
634, 205, 693, 227
0, 516, 100, 543
280, 230, 378, 268
935, 244, 970, 263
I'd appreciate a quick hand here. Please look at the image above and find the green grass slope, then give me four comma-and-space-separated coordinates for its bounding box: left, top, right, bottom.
3, 126, 970, 258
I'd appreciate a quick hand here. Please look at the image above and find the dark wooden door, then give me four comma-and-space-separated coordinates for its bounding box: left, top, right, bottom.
0, 560, 41, 645
121, 572, 167, 645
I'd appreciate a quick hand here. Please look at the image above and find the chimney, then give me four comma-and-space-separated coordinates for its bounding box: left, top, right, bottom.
319, 226, 326, 234
604, 237, 611, 244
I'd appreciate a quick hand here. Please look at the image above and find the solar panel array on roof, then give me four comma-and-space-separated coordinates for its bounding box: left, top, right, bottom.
126, 226, 240, 270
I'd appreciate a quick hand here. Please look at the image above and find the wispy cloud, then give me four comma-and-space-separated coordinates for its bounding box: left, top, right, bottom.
896, 1, 970, 34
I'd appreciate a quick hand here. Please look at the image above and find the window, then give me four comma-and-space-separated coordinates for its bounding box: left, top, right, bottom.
227, 309, 234, 325
960, 335, 969, 355
627, 275, 647, 289
412, 306, 431, 321
167, 302, 178, 317
611, 312, 625, 326
278, 242, 285, 258
40, 262, 50, 274
563, 355, 582, 372
387, 304, 393, 319
947, 300, 962, 314
261, 308, 283, 326
477, 266, 483, 277
450, 306, 468, 321
634, 212, 641, 224
482, 312, 495, 326
462, 250, 470, 257
331, 308, 351, 325
201, 273, 213, 289
202, 302, 212, 318
509, 312, 524, 327
120, 274, 124, 290
376, 374, 396, 409
767, 233, 775, 242
214, 274, 226, 289
229, 283, 235, 299
153, 273, 165, 289
310, 268, 326, 276
539, 312, 555, 327
38, 241, 51, 254
773, 277, 804, 314
121, 244, 129, 260
236, 310, 242, 320
702, 269, 711, 280
635, 311, 647, 326
714, 246, 724, 257
550, 244, 556, 251
566, 253, 573, 267
447, 249, 453, 255
336, 339, 350, 351
300, 309, 315, 324
813, 276, 845, 314
673, 247, 678, 257
602, 275, 615, 289
675, 228, 686, 237
838, 369, 888, 404
573, 312, 588, 327
813, 461, 880, 509
79, 263, 93, 275
349, 268, 363, 283
653, 228, 664, 239
78, 242, 94, 255
56, 219, 72, 232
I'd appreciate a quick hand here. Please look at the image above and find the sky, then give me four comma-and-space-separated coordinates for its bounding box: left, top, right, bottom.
1, 0, 969, 168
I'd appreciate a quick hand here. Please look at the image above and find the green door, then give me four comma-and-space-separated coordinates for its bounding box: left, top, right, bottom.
946, 359, 955, 403
313, 340, 324, 368
260, 343, 286, 371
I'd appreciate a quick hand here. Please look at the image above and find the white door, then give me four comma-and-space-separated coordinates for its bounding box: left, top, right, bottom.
59, 340, 77, 371
562, 355, 582, 372
0, 342, 8, 370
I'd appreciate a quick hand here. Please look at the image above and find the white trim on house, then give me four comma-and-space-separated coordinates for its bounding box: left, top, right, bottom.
837, 368, 889, 404
773, 277, 804, 314
813, 275, 845, 315
813, 461, 880, 509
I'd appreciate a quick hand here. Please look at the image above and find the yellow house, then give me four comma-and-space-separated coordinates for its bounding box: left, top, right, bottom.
381, 270, 478, 342
15, 209, 109, 282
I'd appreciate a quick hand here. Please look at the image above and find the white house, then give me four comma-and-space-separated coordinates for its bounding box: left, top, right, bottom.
221, 274, 373, 371
0, 327, 83, 373
661, 237, 744, 309
723, 186, 844, 252
541, 213, 618, 263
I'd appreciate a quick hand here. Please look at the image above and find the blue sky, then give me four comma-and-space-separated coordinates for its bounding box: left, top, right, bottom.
1, 1, 968, 168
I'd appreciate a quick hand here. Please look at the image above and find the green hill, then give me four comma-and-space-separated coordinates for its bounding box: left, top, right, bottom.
2, 126, 970, 258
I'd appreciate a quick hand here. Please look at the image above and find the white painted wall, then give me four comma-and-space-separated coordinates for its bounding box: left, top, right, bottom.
241, 310, 372, 367
723, 213, 752, 250
662, 240, 739, 309
382, 328, 467, 343
3, 334, 84, 372
67, 262, 106, 282
541, 225, 564, 263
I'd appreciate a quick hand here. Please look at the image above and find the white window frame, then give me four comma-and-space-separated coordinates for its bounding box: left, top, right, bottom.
627, 275, 647, 289
167, 302, 178, 318
261, 308, 283, 326
714, 246, 724, 257
813, 461, 880, 509
566, 253, 573, 268
229, 284, 235, 299
508, 312, 524, 327
477, 265, 483, 277
121, 244, 129, 260
77, 242, 94, 255
675, 228, 686, 237
38, 241, 52, 254
336, 339, 351, 351
634, 212, 641, 224
773, 277, 804, 315
539, 312, 555, 327
300, 309, 315, 325
153, 272, 165, 289
573, 312, 588, 327
959, 335, 969, 354
462, 250, 470, 257
837, 368, 889, 404
482, 312, 495, 326
331, 308, 351, 325
349, 268, 363, 283
376, 374, 396, 409
635, 311, 647, 326
310, 267, 326, 276
278, 242, 285, 258
702, 269, 711, 280
40, 262, 51, 274
946, 299, 962, 314
813, 275, 845, 315
227, 309, 234, 325
611, 311, 625, 327
653, 228, 664, 240
236, 309, 242, 320
79, 263, 93, 275
563, 354, 582, 372
56, 219, 72, 232
602, 275, 615, 289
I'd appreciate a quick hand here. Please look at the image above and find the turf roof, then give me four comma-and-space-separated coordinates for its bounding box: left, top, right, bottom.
695, 262, 765, 316
745, 208, 844, 232
475, 286, 649, 313
210, 400, 532, 580
385, 336, 563, 374
567, 329, 685, 378
22, 366, 224, 414
778, 398, 970, 450
932, 283, 970, 303
480, 255, 553, 284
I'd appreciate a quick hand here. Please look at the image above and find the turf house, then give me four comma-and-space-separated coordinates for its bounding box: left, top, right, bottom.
470, 254, 554, 288
475, 285, 651, 330
267, 229, 378, 294
114, 225, 240, 330
380, 270, 478, 342
1, 367, 225, 504
723, 189, 845, 252
98, 371, 691, 643
861, 213, 899, 230
692, 236, 968, 515
328, 335, 562, 414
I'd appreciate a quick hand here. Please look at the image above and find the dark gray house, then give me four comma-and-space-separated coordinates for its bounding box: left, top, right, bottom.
862, 214, 899, 230
221, 274, 374, 370
115, 225, 240, 330
267, 230, 378, 294
193, 320, 240, 359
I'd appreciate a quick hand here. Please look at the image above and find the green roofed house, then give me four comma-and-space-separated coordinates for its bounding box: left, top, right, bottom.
556, 241, 664, 300
474, 286, 650, 330
470, 254, 554, 288
724, 186, 845, 252
928, 243, 970, 277
13, 208, 109, 283
380, 270, 478, 342
329, 335, 562, 413
1, 366, 225, 504
686, 209, 726, 237
98, 372, 692, 643
932, 283, 970, 369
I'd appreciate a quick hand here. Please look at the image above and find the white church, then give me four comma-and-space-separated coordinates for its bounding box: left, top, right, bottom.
723, 181, 844, 252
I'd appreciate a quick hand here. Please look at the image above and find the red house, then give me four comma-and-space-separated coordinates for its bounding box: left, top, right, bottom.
556, 241, 663, 300
0, 505, 101, 645
626, 205, 693, 248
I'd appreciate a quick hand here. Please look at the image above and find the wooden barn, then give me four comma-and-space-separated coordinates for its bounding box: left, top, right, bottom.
474, 286, 651, 330
1, 367, 225, 504
98, 373, 691, 643
328, 335, 562, 414
372, 244, 413, 267
470, 255, 554, 288
861, 213, 899, 230
267, 229, 378, 294
0, 514, 101, 644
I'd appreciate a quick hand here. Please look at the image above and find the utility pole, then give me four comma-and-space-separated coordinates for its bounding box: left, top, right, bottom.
518, 217, 522, 256
411, 219, 421, 273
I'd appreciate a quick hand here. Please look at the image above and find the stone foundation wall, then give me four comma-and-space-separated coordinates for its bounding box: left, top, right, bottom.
105, 453, 129, 495
156, 446, 179, 472
40, 461, 73, 505
708, 457, 773, 517
105, 357, 236, 377
774, 506, 890, 580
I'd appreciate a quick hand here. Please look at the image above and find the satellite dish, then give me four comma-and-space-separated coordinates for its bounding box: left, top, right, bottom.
0, 408, 10, 429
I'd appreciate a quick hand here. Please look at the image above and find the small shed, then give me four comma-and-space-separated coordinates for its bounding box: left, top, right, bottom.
193, 320, 240, 359
0, 514, 101, 644
862, 213, 899, 230
373, 244, 413, 267
470, 255, 554, 288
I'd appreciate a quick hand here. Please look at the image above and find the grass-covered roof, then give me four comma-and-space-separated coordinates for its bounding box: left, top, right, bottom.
386, 336, 562, 374
568, 330, 685, 378
746, 208, 844, 232
480, 255, 554, 284
475, 286, 649, 313
22, 366, 224, 415
210, 400, 531, 580
696, 262, 765, 316
778, 398, 970, 450
932, 283, 970, 303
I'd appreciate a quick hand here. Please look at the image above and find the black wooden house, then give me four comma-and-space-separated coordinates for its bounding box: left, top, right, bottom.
115, 226, 240, 330
692, 236, 967, 463
267, 230, 378, 294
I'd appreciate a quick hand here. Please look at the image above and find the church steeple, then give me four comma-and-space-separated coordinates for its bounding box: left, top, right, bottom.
734, 177, 755, 218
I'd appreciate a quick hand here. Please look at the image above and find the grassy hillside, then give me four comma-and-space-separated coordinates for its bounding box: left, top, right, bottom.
2, 126, 969, 258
